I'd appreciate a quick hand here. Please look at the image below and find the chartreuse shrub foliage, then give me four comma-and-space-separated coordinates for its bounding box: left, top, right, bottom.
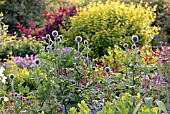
61, 0, 160, 58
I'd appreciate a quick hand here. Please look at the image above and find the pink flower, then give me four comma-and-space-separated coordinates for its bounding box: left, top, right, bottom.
20, 96, 25, 100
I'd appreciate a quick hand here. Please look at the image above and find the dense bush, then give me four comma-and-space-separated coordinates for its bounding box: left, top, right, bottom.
0, 35, 43, 62
0, 0, 46, 34
148, 0, 170, 45
61, 0, 160, 58
17, 6, 77, 40
120, 0, 170, 45
0, 13, 43, 62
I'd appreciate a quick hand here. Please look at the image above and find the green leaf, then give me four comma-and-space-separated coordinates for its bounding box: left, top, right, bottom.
144, 97, 153, 108
155, 100, 168, 114
133, 102, 142, 114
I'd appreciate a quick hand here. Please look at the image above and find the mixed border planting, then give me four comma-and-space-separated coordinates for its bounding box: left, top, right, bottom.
0, 0, 170, 114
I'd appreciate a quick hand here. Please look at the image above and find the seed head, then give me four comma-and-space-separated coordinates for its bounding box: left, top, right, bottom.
131, 44, 136, 50
132, 35, 139, 43
34, 59, 40, 65
105, 67, 111, 73
46, 46, 50, 51
123, 43, 128, 49
59, 35, 63, 40
9, 74, 14, 80
57, 37, 61, 42
84, 40, 88, 45
52, 30, 58, 37
0, 97, 4, 101
46, 34, 50, 39
75, 36, 82, 42
137, 50, 141, 55
92, 67, 96, 71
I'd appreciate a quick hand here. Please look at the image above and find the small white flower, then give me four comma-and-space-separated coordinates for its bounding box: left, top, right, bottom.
0, 67, 6, 84
4, 97, 9, 101
1, 76, 7, 84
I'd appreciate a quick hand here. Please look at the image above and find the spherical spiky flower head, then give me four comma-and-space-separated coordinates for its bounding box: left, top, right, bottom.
131, 44, 136, 50
9, 74, 14, 80
92, 67, 96, 71
52, 30, 58, 37
46, 46, 50, 51
46, 34, 50, 39
59, 35, 63, 40
123, 43, 128, 49
0, 97, 4, 101
132, 35, 139, 43
57, 37, 61, 42
84, 40, 88, 45
137, 50, 141, 55
75, 36, 82, 43
34, 59, 40, 65
105, 67, 111, 73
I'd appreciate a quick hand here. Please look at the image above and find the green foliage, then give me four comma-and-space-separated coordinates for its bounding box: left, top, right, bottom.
120, 0, 170, 45
0, 12, 8, 39
0, 35, 43, 62
148, 0, 170, 45
61, 0, 160, 58
69, 93, 167, 114
0, 0, 46, 34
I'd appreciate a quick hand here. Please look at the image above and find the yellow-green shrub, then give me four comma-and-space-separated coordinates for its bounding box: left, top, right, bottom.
61, 0, 160, 58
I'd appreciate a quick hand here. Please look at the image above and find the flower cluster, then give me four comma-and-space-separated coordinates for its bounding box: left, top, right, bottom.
0, 66, 6, 84
142, 72, 167, 91
12, 54, 40, 69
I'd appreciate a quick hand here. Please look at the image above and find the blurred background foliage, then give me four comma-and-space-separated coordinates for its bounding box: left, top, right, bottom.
0, 0, 169, 45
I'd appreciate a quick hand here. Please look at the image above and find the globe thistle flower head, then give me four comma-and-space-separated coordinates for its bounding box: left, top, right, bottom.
0, 97, 4, 101
52, 30, 58, 37
9, 74, 14, 80
105, 67, 111, 73
46, 46, 50, 51
84, 40, 88, 45
57, 37, 61, 42
137, 50, 141, 55
123, 43, 128, 49
92, 67, 96, 71
59, 35, 63, 40
34, 59, 40, 65
131, 44, 136, 50
75, 36, 82, 42
40, 49, 43, 53
132, 35, 139, 43
46, 34, 50, 39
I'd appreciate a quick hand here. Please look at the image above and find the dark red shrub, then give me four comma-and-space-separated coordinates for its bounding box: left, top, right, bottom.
16, 6, 77, 40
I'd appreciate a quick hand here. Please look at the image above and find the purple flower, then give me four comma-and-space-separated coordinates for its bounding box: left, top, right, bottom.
142, 75, 150, 82
20, 96, 25, 100
91, 110, 96, 114
12, 55, 39, 69
61, 105, 65, 112
159, 41, 163, 44
160, 58, 169, 62
11, 108, 15, 114
154, 36, 159, 40
61, 47, 72, 54
152, 72, 159, 80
